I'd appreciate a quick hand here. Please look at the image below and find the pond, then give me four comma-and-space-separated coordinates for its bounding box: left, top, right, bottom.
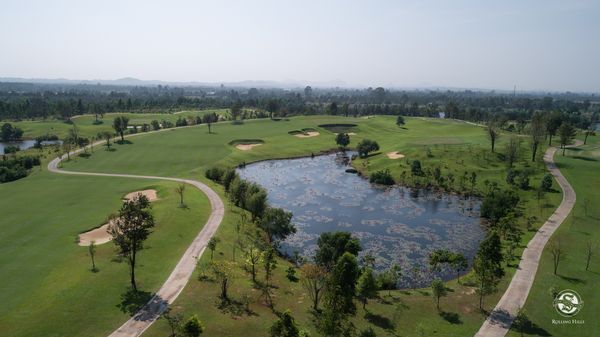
0, 140, 62, 153
237, 152, 485, 286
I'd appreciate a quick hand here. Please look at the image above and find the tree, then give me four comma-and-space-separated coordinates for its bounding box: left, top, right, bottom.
230, 101, 242, 120
262, 247, 278, 286
108, 194, 155, 291
546, 112, 563, 146
300, 263, 327, 311
245, 245, 262, 283
431, 279, 447, 311
396, 115, 405, 126
586, 241, 594, 271
259, 207, 295, 243
356, 139, 379, 158
211, 261, 234, 302
99, 131, 112, 150
161, 307, 183, 337
473, 232, 504, 310
540, 174, 553, 191
530, 112, 546, 161
486, 122, 499, 152
318, 252, 359, 336
175, 184, 186, 207
315, 232, 361, 270
329, 252, 360, 314
480, 189, 519, 226
112, 116, 129, 142
558, 122, 577, 155
151, 120, 160, 131
449, 253, 468, 283
504, 137, 519, 168
335, 133, 350, 149
89, 240, 97, 272
183, 314, 204, 337
377, 263, 401, 296
270, 310, 300, 337
208, 237, 220, 260
1, 123, 23, 141
202, 113, 218, 133
550, 239, 564, 275
246, 190, 267, 221
267, 99, 280, 119
356, 268, 378, 309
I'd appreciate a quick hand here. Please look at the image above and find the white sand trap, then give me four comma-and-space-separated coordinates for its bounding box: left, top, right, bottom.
235, 143, 263, 151
78, 189, 158, 246
294, 131, 320, 138
124, 189, 158, 202
386, 151, 405, 159
78, 221, 114, 246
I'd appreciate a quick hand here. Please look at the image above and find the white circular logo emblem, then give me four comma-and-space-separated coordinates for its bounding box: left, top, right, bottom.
553, 289, 583, 317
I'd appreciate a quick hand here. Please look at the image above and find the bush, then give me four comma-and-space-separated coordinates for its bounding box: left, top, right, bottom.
541, 174, 553, 191
480, 189, 520, 225
205, 167, 225, 182
0, 155, 40, 183
411, 160, 423, 176
518, 172, 530, 190
356, 139, 379, 158
506, 169, 517, 185
370, 169, 395, 185
3, 145, 20, 154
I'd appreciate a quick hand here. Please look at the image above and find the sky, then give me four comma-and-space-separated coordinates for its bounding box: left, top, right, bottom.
1, 0, 599, 92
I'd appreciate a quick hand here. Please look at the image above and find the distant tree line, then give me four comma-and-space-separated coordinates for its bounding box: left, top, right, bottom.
1, 83, 597, 130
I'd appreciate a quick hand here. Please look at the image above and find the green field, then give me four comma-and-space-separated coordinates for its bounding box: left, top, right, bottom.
508, 135, 600, 337
0, 166, 210, 336
1, 114, 579, 337
8, 109, 228, 139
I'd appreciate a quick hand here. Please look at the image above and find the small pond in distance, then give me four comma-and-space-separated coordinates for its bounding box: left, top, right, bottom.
237, 152, 485, 286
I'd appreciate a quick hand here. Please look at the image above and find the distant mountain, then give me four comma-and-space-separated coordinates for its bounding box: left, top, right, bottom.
0, 76, 352, 89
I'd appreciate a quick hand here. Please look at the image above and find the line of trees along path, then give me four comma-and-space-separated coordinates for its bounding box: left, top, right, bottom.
474, 140, 583, 337
47, 126, 225, 337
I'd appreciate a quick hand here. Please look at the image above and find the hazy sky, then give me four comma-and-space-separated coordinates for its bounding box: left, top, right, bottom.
1, 0, 599, 91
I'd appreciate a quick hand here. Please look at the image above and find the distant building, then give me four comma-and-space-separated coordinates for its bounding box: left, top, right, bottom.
438, 112, 446, 118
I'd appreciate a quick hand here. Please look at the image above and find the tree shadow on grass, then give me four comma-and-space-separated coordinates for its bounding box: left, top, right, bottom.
559, 275, 586, 285
439, 311, 462, 324
117, 289, 153, 316
364, 312, 395, 331
116, 140, 133, 145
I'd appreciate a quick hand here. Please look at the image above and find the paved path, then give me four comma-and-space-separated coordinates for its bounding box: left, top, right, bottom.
474, 140, 583, 337
47, 138, 225, 337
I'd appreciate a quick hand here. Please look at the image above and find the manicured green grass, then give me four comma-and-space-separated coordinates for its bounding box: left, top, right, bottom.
0, 162, 210, 337
508, 135, 600, 337
9, 109, 228, 139
1, 115, 570, 337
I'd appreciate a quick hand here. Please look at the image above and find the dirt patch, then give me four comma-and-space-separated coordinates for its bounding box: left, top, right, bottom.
78, 189, 158, 246
124, 189, 158, 202
294, 131, 320, 138
235, 143, 263, 151
386, 151, 405, 159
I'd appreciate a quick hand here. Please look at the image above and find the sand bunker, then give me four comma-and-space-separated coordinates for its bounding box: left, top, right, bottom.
124, 189, 158, 202
294, 131, 320, 138
236, 143, 263, 151
78, 221, 114, 246
386, 151, 405, 159
78, 189, 158, 246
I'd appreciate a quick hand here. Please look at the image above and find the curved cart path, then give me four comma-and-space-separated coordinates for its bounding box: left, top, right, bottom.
48, 141, 225, 337
475, 140, 583, 337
